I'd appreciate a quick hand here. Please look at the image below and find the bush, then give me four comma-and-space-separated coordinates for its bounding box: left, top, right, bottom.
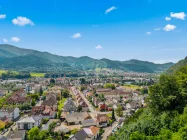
99, 128, 105, 135
42, 118, 49, 124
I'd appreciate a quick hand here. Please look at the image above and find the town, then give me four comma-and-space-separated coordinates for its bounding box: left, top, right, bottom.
0, 71, 154, 140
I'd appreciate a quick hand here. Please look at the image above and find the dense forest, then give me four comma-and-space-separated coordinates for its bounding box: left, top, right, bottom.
109, 65, 187, 140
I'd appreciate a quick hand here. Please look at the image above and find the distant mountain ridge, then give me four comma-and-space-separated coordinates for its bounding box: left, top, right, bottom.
0, 44, 174, 73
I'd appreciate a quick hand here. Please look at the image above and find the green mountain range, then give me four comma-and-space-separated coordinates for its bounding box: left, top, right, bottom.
0, 44, 174, 73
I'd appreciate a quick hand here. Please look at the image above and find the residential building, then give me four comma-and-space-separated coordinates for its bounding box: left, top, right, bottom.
0, 107, 19, 121
63, 98, 77, 112
42, 94, 57, 111
95, 114, 109, 127
64, 112, 90, 125
16, 116, 42, 130
82, 119, 97, 127
6, 89, 31, 105
31, 105, 56, 119
70, 126, 100, 140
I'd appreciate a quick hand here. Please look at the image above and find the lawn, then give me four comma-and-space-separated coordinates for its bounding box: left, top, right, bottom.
58, 98, 67, 111
30, 72, 45, 77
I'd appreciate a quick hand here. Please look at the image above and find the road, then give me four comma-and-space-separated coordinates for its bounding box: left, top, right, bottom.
102, 121, 118, 140
3, 123, 17, 137
79, 90, 95, 112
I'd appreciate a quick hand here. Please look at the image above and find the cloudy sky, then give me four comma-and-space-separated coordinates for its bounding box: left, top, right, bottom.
0, 0, 187, 63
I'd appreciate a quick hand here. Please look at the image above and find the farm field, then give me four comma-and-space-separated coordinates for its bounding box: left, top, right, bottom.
30, 72, 45, 77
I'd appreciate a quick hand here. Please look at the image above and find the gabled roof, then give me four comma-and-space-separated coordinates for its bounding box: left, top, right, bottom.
96, 114, 109, 123
89, 126, 100, 136
17, 116, 42, 123
74, 129, 88, 140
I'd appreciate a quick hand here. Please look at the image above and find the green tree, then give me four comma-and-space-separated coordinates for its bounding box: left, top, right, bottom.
48, 122, 57, 134
61, 88, 69, 98
148, 74, 184, 113
50, 78, 55, 84
112, 109, 116, 121
130, 131, 146, 140
28, 127, 40, 140
80, 78, 86, 84
31, 99, 36, 106
39, 130, 49, 139
141, 88, 148, 94
58, 110, 62, 119
39, 87, 43, 96
104, 83, 115, 89
115, 105, 123, 117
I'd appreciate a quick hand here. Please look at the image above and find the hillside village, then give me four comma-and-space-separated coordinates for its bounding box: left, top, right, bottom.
0, 72, 151, 140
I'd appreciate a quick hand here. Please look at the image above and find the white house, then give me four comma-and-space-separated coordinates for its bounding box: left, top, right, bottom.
0, 107, 20, 121
16, 116, 42, 130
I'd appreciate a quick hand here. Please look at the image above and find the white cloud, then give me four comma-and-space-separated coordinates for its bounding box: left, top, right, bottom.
11, 37, 20, 42
105, 6, 117, 14
0, 14, 6, 19
71, 33, 81, 39
12, 16, 34, 26
2, 38, 8, 43
155, 28, 161, 31
146, 32, 151, 35
163, 24, 176, 31
165, 17, 171, 21
170, 12, 186, 20
96, 45, 102, 49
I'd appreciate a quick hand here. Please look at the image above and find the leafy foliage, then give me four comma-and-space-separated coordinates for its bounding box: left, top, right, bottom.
104, 83, 116, 89
115, 105, 123, 117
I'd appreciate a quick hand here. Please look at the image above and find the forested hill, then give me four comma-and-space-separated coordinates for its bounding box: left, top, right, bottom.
0, 44, 174, 73
167, 56, 187, 73
109, 65, 187, 140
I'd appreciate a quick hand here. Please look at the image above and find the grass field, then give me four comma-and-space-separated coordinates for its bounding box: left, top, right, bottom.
30, 72, 45, 77
121, 84, 141, 90
0, 70, 7, 76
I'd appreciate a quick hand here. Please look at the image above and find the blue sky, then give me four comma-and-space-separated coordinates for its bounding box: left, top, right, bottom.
0, 0, 187, 63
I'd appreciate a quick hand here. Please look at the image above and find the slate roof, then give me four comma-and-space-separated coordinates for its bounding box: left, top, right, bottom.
82, 119, 96, 127
74, 129, 88, 140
